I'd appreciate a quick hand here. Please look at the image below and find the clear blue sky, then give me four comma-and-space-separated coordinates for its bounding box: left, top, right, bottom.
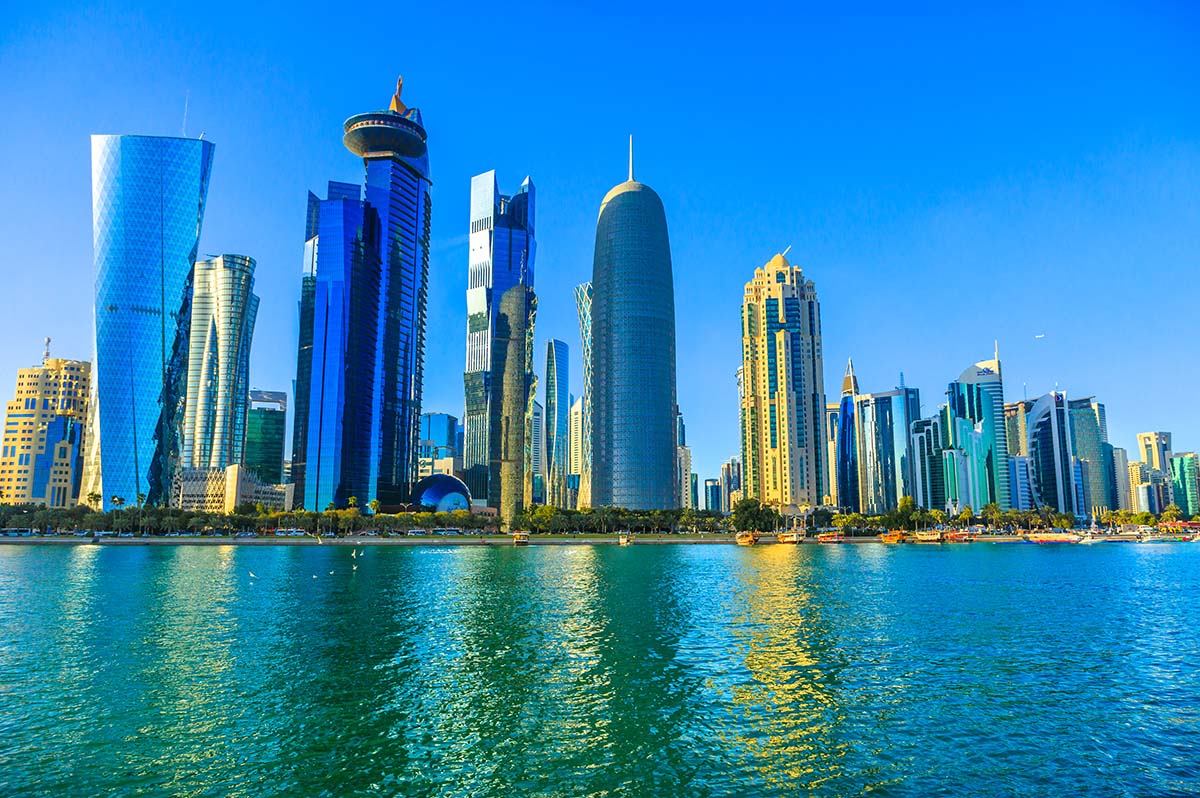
2, 1, 1198, 483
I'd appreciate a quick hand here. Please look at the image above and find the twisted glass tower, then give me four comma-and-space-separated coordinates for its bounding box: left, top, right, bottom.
591, 144, 677, 510
181, 254, 258, 470
85, 135, 214, 510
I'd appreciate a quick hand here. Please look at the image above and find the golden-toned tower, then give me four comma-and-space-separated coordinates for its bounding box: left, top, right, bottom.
739, 253, 826, 512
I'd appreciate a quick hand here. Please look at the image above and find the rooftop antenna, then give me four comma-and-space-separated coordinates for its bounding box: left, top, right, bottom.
899, 371, 906, 388
182, 90, 189, 137
43, 337, 51, 364
994, 339, 999, 362
628, 135, 634, 182
781, 244, 793, 258
1023, 382, 1027, 401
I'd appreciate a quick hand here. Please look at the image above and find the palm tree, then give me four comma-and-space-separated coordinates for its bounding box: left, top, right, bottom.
1160, 504, 1183, 524
369, 499, 380, 516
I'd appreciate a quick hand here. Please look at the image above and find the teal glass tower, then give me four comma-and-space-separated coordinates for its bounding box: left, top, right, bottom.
86, 134, 215, 510
591, 142, 677, 510
943, 351, 1012, 511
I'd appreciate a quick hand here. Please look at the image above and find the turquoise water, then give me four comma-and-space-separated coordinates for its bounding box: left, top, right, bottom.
1, 543, 1197, 797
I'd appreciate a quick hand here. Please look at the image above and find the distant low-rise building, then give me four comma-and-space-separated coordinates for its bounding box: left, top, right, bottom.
173, 465, 293, 514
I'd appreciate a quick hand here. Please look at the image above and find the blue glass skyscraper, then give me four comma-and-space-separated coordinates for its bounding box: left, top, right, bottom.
294, 78, 432, 511
85, 135, 214, 510
591, 144, 677, 510
292, 182, 381, 511
345, 76, 433, 507
836, 359, 860, 512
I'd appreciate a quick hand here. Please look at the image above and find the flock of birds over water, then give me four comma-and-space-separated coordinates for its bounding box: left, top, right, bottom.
245, 537, 362, 585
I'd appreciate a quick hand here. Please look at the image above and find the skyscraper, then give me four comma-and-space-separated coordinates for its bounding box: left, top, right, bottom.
1067, 397, 1111, 518
591, 144, 677, 510
739, 252, 826, 513
825, 402, 840, 506
720, 456, 742, 511
1004, 400, 1035, 457
181, 254, 258, 472
244, 391, 286, 485
854, 386, 920, 515
462, 171, 537, 519
530, 398, 544, 507
1137, 432, 1172, 474
569, 395, 584, 478
544, 339, 570, 507
943, 352, 1012, 511
911, 415, 946, 511
84, 134, 214, 509
705, 479, 723, 513
836, 360, 859, 512
574, 282, 593, 508
344, 76, 434, 507
1110, 446, 1131, 511
292, 181, 381, 512
1170, 453, 1199, 517
0, 348, 90, 508
1026, 392, 1077, 515
294, 78, 433, 511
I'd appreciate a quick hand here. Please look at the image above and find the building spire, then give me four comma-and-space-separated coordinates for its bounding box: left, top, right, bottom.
43, 337, 51, 364
628, 135, 634, 182
842, 358, 859, 396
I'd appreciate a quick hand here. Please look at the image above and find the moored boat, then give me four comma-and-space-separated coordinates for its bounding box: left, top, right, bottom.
512, 530, 530, 546
776, 531, 803, 543
816, 531, 844, 544
735, 531, 757, 546
944, 530, 973, 543
915, 530, 943, 543
618, 532, 633, 546
1025, 531, 1081, 544
879, 531, 904, 544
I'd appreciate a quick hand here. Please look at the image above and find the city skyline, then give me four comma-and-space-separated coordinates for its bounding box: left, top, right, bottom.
3, 4, 1199, 484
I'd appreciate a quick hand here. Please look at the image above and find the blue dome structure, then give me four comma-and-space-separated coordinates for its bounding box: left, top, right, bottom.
412, 474, 472, 512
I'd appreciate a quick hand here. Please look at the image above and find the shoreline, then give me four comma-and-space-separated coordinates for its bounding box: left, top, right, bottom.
0, 533, 1155, 547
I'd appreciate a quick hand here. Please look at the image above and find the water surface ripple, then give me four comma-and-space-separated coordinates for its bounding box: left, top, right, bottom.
1, 543, 1197, 796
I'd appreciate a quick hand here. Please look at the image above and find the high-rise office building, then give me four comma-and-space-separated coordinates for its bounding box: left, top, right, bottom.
705, 478, 723, 513
720, 456, 742, 512
836, 360, 859, 512
0, 348, 90, 508
83, 134, 215, 510
590, 146, 677, 510
1137, 432, 1172, 474
244, 391, 287, 485
739, 252, 826, 512
1067, 397, 1111, 518
1009, 455, 1036, 511
1109, 446, 1131, 511
530, 399, 544, 507
690, 472, 699, 511
569, 395, 584, 477
1129, 460, 1170, 514
943, 352, 1011, 511
911, 415, 946, 511
1004, 400, 1034, 457
1170, 453, 1199, 517
295, 79, 433, 511
418, 412, 460, 480
181, 255, 258, 472
574, 282, 593, 508
292, 181, 381, 512
344, 77, 433, 508
544, 340, 570, 507
676, 445, 693, 509
854, 386, 920, 515
1026, 392, 1077, 515
825, 402, 840, 506
463, 171, 537, 519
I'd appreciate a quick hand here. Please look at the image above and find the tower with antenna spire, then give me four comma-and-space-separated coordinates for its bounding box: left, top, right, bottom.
589, 139, 678, 510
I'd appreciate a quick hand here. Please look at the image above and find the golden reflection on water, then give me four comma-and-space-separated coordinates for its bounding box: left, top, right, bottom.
723, 545, 853, 793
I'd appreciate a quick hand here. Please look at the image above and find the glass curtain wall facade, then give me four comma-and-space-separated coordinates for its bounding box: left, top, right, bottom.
244, 391, 286, 484
346, 81, 434, 508
574, 282, 593, 507
910, 415, 946, 511
293, 182, 381, 511
544, 339, 570, 507
462, 171, 537, 521
854, 387, 920, 515
591, 170, 677, 510
1067, 397, 1111, 518
85, 135, 215, 510
943, 354, 1012, 511
1026, 392, 1078, 515
1169, 453, 1199, 517
836, 360, 859, 512
181, 254, 258, 472
739, 253, 826, 512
